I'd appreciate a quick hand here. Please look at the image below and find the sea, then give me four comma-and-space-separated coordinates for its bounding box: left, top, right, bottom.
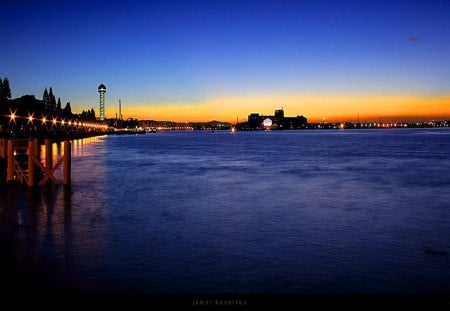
1, 128, 450, 307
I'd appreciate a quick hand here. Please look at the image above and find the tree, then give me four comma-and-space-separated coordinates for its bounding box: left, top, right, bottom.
48, 87, 56, 112
63, 102, 72, 117
0, 77, 12, 101
90, 108, 96, 120
57, 97, 62, 113
43, 88, 50, 112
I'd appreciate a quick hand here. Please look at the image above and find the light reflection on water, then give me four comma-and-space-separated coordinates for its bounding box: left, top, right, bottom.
1, 129, 450, 295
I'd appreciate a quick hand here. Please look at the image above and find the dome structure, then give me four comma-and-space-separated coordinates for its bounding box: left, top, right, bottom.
98, 84, 106, 92
263, 118, 272, 127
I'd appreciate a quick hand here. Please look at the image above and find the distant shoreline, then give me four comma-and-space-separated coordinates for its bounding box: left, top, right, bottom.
1, 121, 449, 142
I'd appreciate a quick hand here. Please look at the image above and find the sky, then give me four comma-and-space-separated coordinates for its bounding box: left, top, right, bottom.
1, 0, 450, 123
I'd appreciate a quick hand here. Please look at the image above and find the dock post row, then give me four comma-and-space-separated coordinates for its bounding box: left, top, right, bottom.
0, 138, 71, 187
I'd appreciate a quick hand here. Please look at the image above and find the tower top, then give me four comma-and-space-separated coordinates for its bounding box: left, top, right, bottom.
98, 84, 106, 92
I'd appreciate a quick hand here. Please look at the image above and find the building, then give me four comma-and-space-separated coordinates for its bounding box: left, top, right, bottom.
98, 84, 106, 121
246, 109, 307, 130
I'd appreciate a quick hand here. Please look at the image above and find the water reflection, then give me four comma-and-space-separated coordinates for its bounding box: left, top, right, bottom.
0, 184, 73, 297
35, 136, 106, 182
72, 135, 107, 157
0, 135, 109, 298
2, 131, 450, 298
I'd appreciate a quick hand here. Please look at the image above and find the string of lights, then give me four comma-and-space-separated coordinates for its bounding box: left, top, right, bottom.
2, 109, 109, 130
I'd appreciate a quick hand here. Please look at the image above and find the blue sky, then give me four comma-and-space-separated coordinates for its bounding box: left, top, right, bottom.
1, 0, 450, 121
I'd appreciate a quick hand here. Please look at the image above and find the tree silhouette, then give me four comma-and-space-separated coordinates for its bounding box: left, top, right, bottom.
43, 88, 50, 112
0, 77, 12, 101
90, 108, 96, 119
48, 87, 56, 112
63, 102, 72, 117
57, 97, 62, 113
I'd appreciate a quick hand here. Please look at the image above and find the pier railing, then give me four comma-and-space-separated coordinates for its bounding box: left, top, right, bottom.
0, 138, 71, 187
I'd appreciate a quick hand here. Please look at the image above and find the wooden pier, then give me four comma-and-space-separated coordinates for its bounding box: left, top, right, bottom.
0, 138, 71, 187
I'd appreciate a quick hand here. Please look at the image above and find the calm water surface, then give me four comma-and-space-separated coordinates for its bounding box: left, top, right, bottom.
1, 129, 450, 295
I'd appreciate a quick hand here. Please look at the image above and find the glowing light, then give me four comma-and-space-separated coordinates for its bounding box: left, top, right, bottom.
263, 118, 272, 127
53, 118, 57, 125
9, 110, 16, 124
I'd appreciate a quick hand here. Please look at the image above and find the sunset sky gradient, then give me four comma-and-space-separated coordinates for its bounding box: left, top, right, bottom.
1, 0, 449, 122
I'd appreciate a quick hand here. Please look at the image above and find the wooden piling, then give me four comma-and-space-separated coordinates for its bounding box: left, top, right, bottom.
3, 138, 71, 187
28, 139, 35, 186
63, 140, 71, 185
7, 140, 14, 182
0, 139, 5, 158
33, 138, 39, 158
45, 139, 52, 170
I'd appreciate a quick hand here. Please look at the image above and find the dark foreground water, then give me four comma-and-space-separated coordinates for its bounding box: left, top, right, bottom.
1, 129, 450, 307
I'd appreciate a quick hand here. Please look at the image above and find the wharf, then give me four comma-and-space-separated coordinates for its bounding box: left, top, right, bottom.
0, 138, 71, 187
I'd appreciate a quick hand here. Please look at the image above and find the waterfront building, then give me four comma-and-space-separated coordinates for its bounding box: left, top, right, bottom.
246, 109, 307, 130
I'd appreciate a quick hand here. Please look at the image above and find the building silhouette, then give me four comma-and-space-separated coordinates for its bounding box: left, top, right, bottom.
246, 108, 307, 130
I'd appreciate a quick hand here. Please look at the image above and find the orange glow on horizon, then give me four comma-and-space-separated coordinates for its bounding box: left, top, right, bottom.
103, 93, 450, 123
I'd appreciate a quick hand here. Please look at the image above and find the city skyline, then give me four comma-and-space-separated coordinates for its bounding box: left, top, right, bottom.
2, 0, 450, 123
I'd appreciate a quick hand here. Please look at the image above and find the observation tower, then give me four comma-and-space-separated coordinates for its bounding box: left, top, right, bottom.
98, 84, 106, 121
